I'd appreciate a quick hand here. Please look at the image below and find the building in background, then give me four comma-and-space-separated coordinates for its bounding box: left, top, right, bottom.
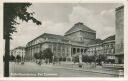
86, 35, 115, 62
102, 35, 115, 60
115, 6, 124, 64
85, 39, 103, 56
10, 46, 26, 59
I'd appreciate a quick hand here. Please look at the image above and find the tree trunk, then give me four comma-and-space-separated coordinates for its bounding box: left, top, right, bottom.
4, 38, 10, 77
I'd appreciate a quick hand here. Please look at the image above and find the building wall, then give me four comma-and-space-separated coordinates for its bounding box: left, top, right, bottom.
11, 48, 25, 58
86, 44, 103, 56
65, 30, 96, 46
80, 31, 96, 40
85, 40, 115, 61
102, 40, 115, 60
25, 20, 117, 62
115, 6, 124, 64
65, 31, 81, 42
115, 6, 124, 55
25, 36, 72, 61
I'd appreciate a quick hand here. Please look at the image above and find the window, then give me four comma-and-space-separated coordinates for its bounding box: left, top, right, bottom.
80, 37, 83, 41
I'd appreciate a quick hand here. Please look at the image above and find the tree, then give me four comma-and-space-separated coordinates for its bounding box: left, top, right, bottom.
10, 54, 15, 62
43, 48, 53, 63
34, 53, 41, 59
39, 51, 44, 60
34, 51, 44, 65
16, 55, 21, 61
96, 54, 107, 63
82, 55, 89, 63
34, 51, 44, 60
3, 3, 41, 77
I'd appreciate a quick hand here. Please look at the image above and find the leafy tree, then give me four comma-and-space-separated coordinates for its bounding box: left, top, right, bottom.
73, 56, 79, 63
39, 51, 44, 59
96, 54, 107, 63
34, 53, 41, 59
34, 51, 44, 60
16, 55, 21, 61
88, 56, 95, 63
10, 54, 15, 61
3, 3, 41, 77
43, 48, 53, 63
34, 51, 44, 65
82, 55, 89, 63
82, 55, 97, 63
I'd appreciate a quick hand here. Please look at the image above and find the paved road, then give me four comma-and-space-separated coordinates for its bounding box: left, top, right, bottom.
9, 62, 118, 77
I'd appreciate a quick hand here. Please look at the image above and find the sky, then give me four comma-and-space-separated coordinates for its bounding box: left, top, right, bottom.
10, 3, 123, 50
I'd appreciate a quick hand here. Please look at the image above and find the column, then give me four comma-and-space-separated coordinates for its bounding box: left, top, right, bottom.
71, 47, 73, 56
65, 46, 67, 62
37, 45, 39, 53
79, 54, 82, 63
69, 46, 72, 61
77, 48, 80, 53
60, 45, 62, 59
80, 49, 82, 54
76, 48, 78, 53
36, 46, 37, 53
30, 47, 32, 61
84, 49, 86, 53
57, 43, 59, 62
33, 46, 35, 54
51, 44, 53, 53
39, 44, 42, 52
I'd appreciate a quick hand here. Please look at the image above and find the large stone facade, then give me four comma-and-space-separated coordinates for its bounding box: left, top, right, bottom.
65, 22, 96, 46
25, 33, 72, 61
115, 6, 124, 64
25, 22, 95, 61
25, 22, 116, 62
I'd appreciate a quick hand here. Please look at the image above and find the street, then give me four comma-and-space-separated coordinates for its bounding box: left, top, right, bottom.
9, 62, 118, 77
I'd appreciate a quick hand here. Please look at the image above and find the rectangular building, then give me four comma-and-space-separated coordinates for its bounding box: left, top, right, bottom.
115, 6, 124, 64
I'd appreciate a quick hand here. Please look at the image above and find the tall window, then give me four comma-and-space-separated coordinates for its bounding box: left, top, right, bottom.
80, 37, 83, 41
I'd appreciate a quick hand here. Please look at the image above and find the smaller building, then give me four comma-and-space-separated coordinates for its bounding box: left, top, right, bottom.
85, 35, 115, 63
102, 35, 115, 60
85, 39, 103, 56
10, 46, 26, 58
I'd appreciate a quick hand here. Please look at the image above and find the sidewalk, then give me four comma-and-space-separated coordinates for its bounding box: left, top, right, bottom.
41, 62, 121, 76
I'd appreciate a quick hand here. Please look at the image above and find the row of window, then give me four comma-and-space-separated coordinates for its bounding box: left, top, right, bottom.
87, 43, 114, 51
86, 48, 115, 55
12, 51, 25, 54
27, 37, 70, 47
27, 38, 46, 47
103, 43, 115, 48
27, 44, 70, 54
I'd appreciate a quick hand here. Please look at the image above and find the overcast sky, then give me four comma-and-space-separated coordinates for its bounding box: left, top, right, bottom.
10, 3, 123, 50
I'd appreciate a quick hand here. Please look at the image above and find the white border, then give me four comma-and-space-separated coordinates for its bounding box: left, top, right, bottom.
0, 0, 128, 80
